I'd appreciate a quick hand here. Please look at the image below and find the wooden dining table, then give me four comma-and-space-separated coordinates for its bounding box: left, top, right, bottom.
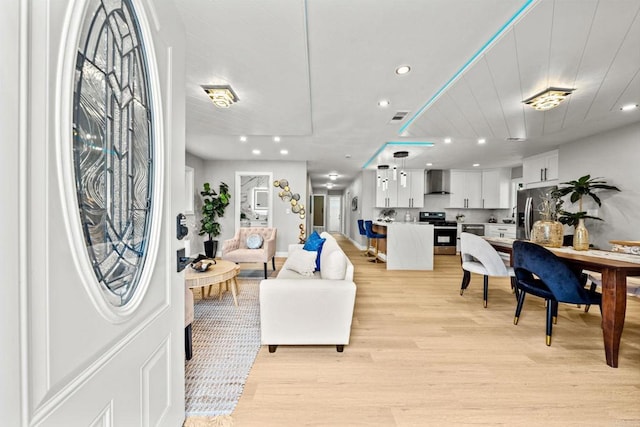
484, 237, 640, 368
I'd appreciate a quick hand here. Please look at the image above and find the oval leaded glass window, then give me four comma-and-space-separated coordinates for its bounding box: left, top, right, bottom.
73, 0, 154, 307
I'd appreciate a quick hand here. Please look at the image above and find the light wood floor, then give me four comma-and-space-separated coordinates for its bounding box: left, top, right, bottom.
230, 234, 640, 426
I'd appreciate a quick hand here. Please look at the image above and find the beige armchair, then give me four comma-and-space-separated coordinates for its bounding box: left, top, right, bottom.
222, 227, 277, 279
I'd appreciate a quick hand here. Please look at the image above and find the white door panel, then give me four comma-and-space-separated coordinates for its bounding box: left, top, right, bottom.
9, 1, 186, 425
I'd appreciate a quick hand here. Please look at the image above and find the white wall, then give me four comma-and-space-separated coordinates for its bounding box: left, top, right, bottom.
185, 152, 206, 257
201, 159, 307, 255
559, 122, 640, 250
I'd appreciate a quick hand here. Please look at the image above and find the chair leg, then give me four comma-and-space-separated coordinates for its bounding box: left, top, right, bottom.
546, 299, 554, 346
552, 300, 558, 324
268, 345, 277, 353
369, 238, 381, 263
336, 345, 344, 352
185, 324, 193, 360
483, 275, 489, 308
272, 256, 276, 271
584, 280, 597, 312
514, 289, 526, 325
460, 270, 471, 295
510, 277, 519, 300
263, 262, 268, 279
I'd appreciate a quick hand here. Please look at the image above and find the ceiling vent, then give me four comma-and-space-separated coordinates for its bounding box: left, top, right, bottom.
390, 111, 409, 122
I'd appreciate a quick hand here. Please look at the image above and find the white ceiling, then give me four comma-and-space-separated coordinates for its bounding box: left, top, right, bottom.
177, 0, 640, 190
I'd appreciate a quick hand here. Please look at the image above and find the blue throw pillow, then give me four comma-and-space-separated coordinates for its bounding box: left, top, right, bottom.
303, 234, 325, 271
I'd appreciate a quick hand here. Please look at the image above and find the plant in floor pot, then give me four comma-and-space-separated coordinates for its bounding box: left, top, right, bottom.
552, 175, 620, 250
199, 182, 231, 258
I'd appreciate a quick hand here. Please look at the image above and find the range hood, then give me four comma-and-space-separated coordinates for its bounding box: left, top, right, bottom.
426, 170, 451, 194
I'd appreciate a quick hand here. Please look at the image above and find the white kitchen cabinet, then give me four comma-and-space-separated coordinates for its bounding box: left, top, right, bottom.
481, 168, 511, 209
450, 170, 482, 208
523, 150, 558, 187
376, 175, 398, 208
376, 169, 423, 208
396, 169, 424, 208
485, 224, 516, 239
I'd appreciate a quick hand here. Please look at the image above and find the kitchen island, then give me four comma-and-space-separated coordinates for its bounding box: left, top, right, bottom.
373, 221, 434, 270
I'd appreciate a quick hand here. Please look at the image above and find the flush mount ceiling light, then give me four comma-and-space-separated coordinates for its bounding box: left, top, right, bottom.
201, 84, 238, 108
329, 173, 338, 180
280, 149, 288, 155
378, 99, 390, 107
523, 87, 575, 111
621, 103, 638, 111
240, 136, 247, 142
444, 138, 452, 144
395, 65, 411, 75
478, 138, 486, 144
273, 136, 281, 142
252, 149, 260, 155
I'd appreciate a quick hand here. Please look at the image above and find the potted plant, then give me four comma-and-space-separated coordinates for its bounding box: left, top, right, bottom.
552, 175, 620, 250
199, 182, 231, 258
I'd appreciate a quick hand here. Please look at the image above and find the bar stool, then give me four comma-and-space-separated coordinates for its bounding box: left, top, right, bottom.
364, 220, 386, 263
357, 219, 373, 256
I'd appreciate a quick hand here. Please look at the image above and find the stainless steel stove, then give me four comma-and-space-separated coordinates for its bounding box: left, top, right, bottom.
419, 211, 457, 255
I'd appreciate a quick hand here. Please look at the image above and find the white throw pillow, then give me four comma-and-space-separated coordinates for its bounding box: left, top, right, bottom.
246, 233, 264, 249
320, 249, 347, 280
284, 249, 317, 277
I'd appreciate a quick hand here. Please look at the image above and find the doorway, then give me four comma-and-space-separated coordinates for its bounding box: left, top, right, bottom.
328, 195, 342, 233
313, 195, 325, 234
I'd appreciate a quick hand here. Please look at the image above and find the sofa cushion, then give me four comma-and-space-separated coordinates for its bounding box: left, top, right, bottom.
320, 249, 347, 280
283, 249, 317, 277
303, 232, 326, 271
246, 233, 264, 249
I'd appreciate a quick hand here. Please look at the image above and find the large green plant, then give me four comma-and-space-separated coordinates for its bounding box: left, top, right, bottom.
199, 182, 231, 241
552, 175, 620, 227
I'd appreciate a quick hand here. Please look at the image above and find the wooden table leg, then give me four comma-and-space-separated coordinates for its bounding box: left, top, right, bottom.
600, 268, 627, 368
230, 277, 239, 307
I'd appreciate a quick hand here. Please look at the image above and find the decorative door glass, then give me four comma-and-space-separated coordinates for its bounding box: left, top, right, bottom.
73, 0, 154, 307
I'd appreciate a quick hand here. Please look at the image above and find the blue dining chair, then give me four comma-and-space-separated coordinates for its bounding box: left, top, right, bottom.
512, 240, 601, 346
357, 219, 372, 257
364, 220, 386, 263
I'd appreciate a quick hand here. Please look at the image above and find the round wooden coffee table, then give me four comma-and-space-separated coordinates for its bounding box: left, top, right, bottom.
185, 259, 241, 306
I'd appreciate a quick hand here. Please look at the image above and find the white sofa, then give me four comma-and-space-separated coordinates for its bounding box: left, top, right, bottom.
259, 232, 356, 352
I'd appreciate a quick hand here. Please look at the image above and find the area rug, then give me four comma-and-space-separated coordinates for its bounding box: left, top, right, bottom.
185, 279, 261, 417
237, 269, 277, 279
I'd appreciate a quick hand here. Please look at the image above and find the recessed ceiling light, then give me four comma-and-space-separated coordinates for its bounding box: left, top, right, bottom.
395, 65, 411, 75
280, 149, 288, 155
478, 138, 486, 144
621, 103, 639, 111
444, 138, 452, 144
326, 183, 334, 189
329, 173, 338, 180
378, 99, 390, 107
273, 136, 280, 142
240, 136, 247, 142
473, 163, 480, 167
426, 163, 433, 166
252, 149, 260, 155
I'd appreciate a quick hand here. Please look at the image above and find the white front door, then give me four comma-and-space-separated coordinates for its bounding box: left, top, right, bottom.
3, 1, 186, 425
328, 196, 342, 233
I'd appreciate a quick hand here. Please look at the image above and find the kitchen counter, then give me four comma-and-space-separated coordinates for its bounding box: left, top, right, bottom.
372, 221, 434, 270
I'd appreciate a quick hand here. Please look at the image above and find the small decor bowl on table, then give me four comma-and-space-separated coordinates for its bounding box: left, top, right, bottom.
190, 259, 215, 272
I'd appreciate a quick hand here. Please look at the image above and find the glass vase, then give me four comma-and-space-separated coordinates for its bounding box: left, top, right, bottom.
573, 218, 589, 251
531, 219, 563, 248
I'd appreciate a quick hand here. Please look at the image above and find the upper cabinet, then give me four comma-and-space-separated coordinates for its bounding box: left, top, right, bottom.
376, 169, 424, 208
450, 170, 483, 208
450, 168, 510, 209
396, 169, 424, 208
523, 150, 558, 188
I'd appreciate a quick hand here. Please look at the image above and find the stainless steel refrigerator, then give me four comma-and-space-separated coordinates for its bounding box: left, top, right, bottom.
516, 185, 558, 240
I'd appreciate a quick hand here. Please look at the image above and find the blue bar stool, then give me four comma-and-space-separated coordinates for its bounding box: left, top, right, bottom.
364, 220, 386, 263
357, 219, 373, 256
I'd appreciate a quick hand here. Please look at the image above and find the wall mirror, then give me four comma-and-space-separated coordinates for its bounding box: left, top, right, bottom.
235, 172, 273, 230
